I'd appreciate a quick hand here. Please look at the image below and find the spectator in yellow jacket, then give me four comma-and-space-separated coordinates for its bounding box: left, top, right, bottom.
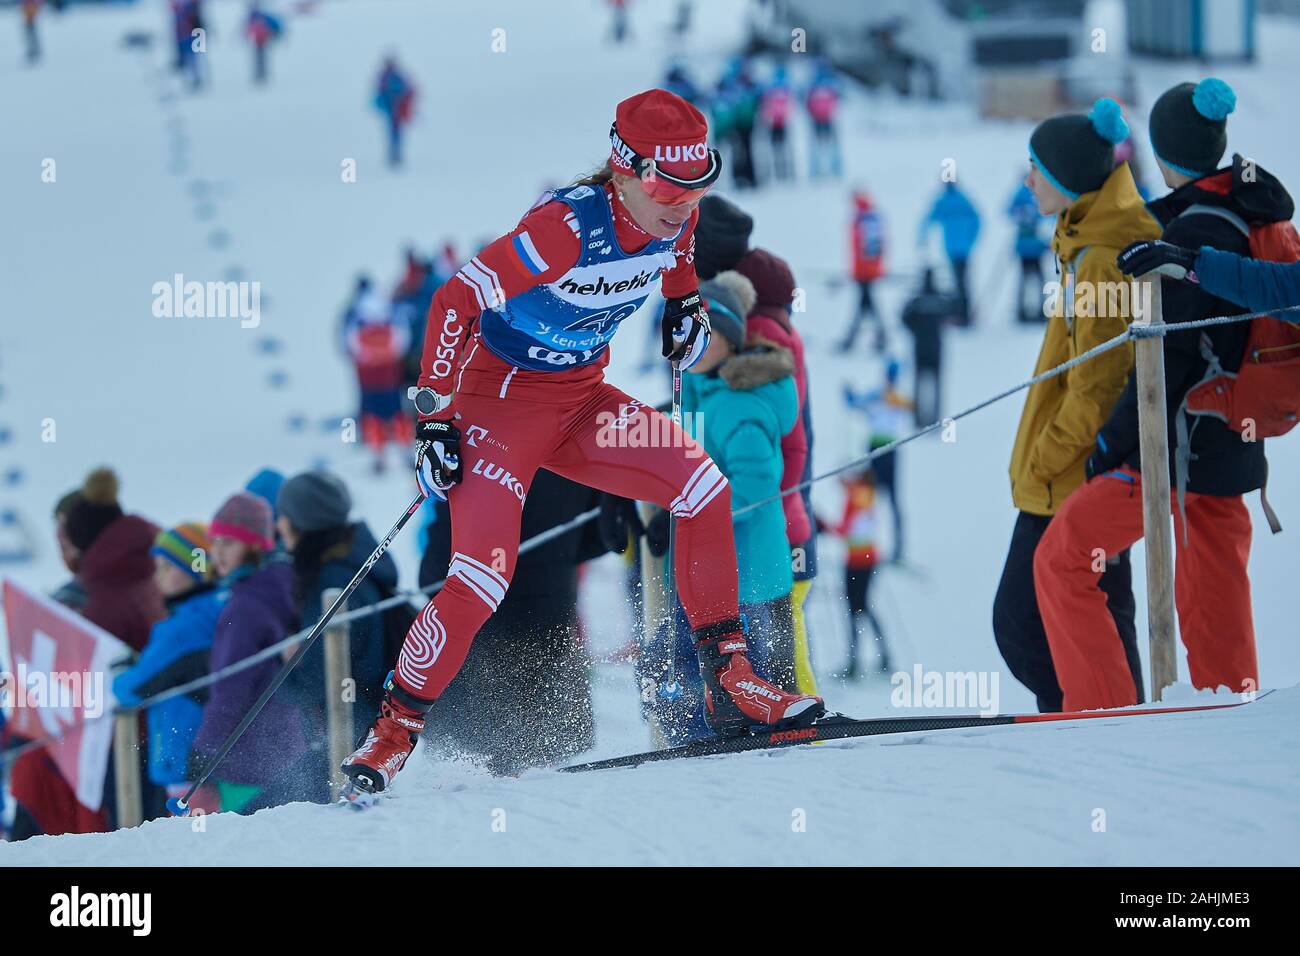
993, 98, 1162, 712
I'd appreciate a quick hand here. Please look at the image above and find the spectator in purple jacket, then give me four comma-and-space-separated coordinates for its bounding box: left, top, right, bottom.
189, 491, 311, 813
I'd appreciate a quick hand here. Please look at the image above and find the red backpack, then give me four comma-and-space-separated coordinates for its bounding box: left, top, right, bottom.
1183, 209, 1300, 436
1177, 205, 1300, 532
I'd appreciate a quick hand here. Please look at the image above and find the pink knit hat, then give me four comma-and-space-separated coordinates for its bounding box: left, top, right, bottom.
210, 491, 275, 550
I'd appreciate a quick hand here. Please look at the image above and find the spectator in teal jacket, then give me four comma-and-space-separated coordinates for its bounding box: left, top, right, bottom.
683, 271, 799, 671
641, 269, 800, 744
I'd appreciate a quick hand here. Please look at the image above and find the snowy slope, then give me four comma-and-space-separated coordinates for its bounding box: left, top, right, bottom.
4, 687, 1296, 866
2, 0, 1299, 864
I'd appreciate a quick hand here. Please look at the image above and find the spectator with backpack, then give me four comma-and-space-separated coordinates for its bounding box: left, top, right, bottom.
1036, 80, 1294, 710
343, 288, 410, 473
840, 189, 887, 352
245, 2, 283, 86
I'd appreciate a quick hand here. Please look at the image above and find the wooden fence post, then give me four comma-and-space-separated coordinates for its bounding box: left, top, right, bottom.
112, 705, 143, 829
322, 587, 353, 801
1135, 275, 1178, 700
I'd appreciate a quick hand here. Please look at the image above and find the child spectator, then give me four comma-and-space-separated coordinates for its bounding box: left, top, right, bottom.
112, 523, 222, 814
640, 274, 798, 742
832, 468, 890, 676
190, 492, 308, 814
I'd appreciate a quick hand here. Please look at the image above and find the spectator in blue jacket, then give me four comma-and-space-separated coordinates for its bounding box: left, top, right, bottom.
920, 181, 982, 325
1117, 238, 1300, 313
112, 522, 222, 811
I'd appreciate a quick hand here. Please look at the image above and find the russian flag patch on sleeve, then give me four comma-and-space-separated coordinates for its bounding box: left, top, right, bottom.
512, 230, 549, 276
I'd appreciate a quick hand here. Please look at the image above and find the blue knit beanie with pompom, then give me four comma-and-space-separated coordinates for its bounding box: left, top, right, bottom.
1149, 78, 1236, 177
1028, 97, 1129, 201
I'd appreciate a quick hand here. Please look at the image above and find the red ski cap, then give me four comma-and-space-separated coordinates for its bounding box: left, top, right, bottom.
609, 89, 720, 186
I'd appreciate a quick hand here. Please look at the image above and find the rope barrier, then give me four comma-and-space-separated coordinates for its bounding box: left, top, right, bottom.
5, 295, 1296, 767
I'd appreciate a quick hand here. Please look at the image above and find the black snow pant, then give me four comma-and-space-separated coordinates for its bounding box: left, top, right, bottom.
914, 362, 941, 428
993, 510, 1143, 712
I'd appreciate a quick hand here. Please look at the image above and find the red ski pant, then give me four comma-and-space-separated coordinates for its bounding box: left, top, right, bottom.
1034, 467, 1258, 711
394, 343, 737, 701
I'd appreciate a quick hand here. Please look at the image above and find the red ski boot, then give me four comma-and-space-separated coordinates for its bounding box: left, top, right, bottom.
694, 618, 825, 736
340, 678, 433, 794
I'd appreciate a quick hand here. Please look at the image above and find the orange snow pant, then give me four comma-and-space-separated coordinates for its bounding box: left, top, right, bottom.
1034, 466, 1258, 711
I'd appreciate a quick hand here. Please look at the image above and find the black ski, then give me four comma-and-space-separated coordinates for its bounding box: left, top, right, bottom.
560, 693, 1272, 773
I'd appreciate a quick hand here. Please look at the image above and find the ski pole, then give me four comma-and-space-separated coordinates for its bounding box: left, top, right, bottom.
168, 492, 426, 816
663, 359, 683, 687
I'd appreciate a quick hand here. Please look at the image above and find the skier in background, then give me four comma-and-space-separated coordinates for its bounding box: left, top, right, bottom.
830, 467, 890, 677
839, 189, 887, 351
760, 64, 795, 183
245, 2, 283, 85
341, 89, 824, 796
805, 59, 842, 180
919, 180, 981, 325
343, 288, 410, 473
22, 0, 42, 64
1007, 180, 1049, 324
844, 359, 911, 562
374, 57, 415, 168
900, 268, 959, 427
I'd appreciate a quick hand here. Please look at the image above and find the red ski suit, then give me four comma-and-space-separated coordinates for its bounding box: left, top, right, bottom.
393, 184, 739, 702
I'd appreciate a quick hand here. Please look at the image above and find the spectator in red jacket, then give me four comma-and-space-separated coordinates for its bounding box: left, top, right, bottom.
9, 467, 164, 841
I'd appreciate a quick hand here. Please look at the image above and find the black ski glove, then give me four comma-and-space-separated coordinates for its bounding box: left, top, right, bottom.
1116, 240, 1200, 282
644, 509, 671, 558
661, 291, 711, 370
597, 494, 645, 555
415, 418, 462, 499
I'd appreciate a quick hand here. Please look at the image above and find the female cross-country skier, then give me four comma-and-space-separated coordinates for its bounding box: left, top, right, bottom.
342, 89, 825, 793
